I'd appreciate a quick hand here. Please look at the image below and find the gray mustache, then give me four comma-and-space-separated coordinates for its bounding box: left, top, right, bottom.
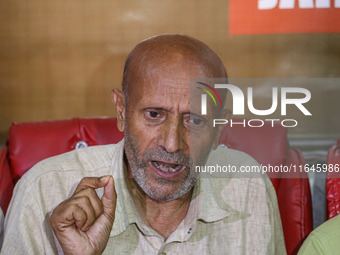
140, 148, 191, 167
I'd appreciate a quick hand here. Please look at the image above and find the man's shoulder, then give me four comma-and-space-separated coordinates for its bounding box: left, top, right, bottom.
16, 143, 124, 198
208, 146, 260, 168
202, 146, 275, 203
7, 143, 123, 216
22, 144, 117, 180
298, 214, 340, 254
198, 147, 278, 229
204, 146, 268, 182
311, 214, 340, 243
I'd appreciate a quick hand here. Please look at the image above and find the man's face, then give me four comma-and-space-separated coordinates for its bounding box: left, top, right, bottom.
122, 57, 219, 202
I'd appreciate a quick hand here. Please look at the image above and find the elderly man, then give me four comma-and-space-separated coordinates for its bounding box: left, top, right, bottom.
2, 34, 286, 254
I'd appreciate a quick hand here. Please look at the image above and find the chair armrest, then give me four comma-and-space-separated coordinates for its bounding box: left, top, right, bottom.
326, 141, 340, 219
0, 146, 14, 214
277, 148, 313, 255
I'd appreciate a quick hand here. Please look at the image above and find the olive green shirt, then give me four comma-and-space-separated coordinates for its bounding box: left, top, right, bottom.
2, 139, 286, 254
298, 214, 340, 255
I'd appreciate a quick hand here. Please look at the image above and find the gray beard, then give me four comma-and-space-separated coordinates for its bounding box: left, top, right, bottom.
124, 127, 210, 202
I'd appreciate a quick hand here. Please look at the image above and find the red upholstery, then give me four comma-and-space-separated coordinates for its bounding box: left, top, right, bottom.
326, 139, 340, 219
219, 120, 312, 255
0, 147, 13, 214
8, 118, 124, 184
219, 120, 289, 168
0, 117, 312, 255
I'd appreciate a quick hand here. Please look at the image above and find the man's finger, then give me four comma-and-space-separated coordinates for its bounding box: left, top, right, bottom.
73, 205, 88, 229
51, 203, 88, 230
74, 176, 111, 194
72, 196, 97, 231
73, 188, 104, 219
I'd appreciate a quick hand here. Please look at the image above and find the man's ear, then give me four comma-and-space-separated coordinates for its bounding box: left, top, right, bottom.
111, 88, 126, 132
211, 108, 232, 150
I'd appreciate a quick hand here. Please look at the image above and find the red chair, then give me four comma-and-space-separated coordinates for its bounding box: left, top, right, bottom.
0, 117, 312, 255
326, 139, 340, 219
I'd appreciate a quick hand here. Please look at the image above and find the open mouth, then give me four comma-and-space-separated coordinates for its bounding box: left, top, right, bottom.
150, 160, 185, 174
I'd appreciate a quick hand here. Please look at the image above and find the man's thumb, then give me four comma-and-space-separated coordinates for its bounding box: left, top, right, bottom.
86, 176, 116, 248
102, 176, 116, 221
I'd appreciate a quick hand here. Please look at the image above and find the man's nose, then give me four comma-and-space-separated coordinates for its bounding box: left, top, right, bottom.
160, 118, 187, 153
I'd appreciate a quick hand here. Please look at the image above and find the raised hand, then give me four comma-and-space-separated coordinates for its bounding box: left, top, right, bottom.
50, 176, 116, 255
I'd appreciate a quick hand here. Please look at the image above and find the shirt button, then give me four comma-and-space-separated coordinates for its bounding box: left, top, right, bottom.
187, 227, 192, 234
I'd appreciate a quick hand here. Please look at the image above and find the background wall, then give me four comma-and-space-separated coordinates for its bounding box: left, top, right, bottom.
0, 0, 339, 145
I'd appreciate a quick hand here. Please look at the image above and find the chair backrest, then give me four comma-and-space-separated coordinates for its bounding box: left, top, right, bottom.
326, 139, 340, 219
219, 119, 313, 255
7, 118, 124, 184
2, 117, 312, 255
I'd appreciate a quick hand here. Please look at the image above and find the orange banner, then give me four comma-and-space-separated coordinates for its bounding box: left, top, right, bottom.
229, 0, 340, 34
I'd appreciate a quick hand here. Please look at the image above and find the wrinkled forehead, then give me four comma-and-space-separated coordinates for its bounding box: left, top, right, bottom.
128, 54, 212, 95
131, 76, 192, 105
147, 77, 191, 94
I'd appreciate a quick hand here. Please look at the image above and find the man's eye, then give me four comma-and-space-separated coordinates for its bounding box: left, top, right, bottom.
147, 111, 160, 118
189, 118, 205, 127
